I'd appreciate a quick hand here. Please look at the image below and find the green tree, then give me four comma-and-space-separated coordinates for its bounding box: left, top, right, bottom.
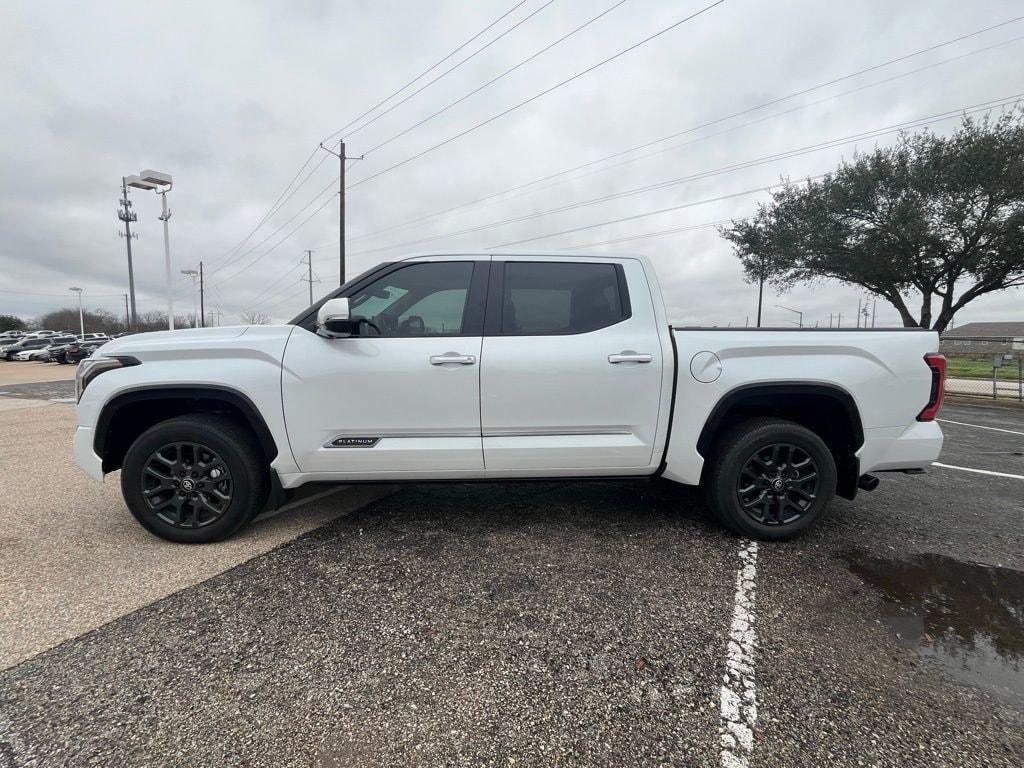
720, 111, 1024, 331
0, 314, 27, 332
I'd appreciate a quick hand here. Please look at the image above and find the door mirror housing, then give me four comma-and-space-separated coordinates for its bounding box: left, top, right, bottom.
316, 297, 356, 338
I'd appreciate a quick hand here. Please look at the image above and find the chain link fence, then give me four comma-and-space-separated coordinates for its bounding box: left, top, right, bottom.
939, 335, 1024, 402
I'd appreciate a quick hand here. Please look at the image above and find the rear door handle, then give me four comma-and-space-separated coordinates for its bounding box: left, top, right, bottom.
430, 352, 477, 366
608, 351, 653, 364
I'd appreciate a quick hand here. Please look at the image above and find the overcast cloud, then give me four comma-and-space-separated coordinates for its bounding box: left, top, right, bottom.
2, 0, 1022, 328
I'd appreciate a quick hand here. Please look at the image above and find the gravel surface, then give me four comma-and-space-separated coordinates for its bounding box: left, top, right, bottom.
1, 482, 736, 767
0, 403, 394, 669
0, 403, 1022, 767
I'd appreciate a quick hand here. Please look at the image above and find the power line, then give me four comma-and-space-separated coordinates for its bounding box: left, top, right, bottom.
204, 174, 337, 282
488, 94, 1023, 250
488, 182, 801, 250
207, 10, 1024, 295
348, 93, 1024, 256
562, 218, 733, 250
340, 0, 560, 142
321, 0, 534, 144
210, 1, 534, 276
358, 0, 629, 157
210, 192, 339, 287
345, 0, 726, 190
0, 288, 126, 298
204, 0, 720, 285
217, 27, 1024, 286
347, 19, 1024, 244
205, 151, 331, 275
244, 262, 307, 306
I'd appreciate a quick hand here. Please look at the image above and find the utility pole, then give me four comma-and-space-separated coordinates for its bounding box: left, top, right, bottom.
856, 298, 862, 328
300, 250, 319, 305
181, 269, 200, 327
117, 178, 138, 330
871, 298, 877, 328
756, 274, 764, 328
123, 294, 130, 332
319, 140, 363, 286
206, 308, 223, 327
199, 262, 205, 327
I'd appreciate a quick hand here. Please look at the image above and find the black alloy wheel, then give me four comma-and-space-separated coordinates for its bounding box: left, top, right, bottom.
121, 415, 269, 543
704, 417, 837, 540
141, 441, 234, 528
736, 443, 819, 526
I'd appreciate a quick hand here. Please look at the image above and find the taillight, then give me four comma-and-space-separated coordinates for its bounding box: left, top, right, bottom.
917, 353, 946, 421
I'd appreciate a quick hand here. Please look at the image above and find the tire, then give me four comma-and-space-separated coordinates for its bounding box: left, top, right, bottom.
703, 418, 837, 541
121, 415, 269, 543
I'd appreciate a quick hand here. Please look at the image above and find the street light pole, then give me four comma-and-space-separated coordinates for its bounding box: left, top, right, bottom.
69, 287, 84, 336
159, 185, 174, 330
126, 170, 174, 331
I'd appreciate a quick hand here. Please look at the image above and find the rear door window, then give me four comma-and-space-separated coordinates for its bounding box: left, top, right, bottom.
499, 262, 629, 335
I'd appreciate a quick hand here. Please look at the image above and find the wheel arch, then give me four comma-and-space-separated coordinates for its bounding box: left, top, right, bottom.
95, 385, 279, 474
696, 382, 864, 499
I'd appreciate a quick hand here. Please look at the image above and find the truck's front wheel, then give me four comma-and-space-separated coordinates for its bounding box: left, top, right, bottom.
121, 415, 269, 543
704, 418, 836, 540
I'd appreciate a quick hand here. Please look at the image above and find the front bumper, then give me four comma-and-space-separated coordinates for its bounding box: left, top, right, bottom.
73, 425, 104, 481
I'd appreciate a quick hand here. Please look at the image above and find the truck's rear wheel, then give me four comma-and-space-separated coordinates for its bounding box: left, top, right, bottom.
121, 415, 269, 543
704, 418, 836, 540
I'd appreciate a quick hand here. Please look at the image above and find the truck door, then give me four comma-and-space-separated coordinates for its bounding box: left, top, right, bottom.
282, 258, 488, 476
480, 258, 664, 472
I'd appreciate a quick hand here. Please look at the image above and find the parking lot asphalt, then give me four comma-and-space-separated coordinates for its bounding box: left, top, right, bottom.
0, 399, 1022, 767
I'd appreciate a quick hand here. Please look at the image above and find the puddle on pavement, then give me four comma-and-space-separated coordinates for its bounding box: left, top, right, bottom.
844, 550, 1024, 708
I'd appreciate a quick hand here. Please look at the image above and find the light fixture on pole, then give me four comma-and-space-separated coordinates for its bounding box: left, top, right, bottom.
181, 269, 199, 328
126, 170, 174, 330
69, 287, 84, 336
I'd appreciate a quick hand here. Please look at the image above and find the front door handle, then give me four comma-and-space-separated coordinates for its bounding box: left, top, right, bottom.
430, 352, 477, 366
608, 351, 653, 364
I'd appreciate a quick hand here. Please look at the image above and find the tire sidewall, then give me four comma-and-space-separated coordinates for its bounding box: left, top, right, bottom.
121, 418, 264, 544
710, 420, 837, 540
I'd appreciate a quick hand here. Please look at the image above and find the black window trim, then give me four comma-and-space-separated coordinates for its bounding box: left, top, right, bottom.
484, 260, 632, 337
290, 259, 490, 338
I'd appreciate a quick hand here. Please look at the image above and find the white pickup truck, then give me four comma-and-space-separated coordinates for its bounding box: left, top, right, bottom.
73, 252, 945, 543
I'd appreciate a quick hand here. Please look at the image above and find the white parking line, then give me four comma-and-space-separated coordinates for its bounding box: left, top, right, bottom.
937, 418, 1024, 437
931, 462, 1024, 480
718, 540, 759, 768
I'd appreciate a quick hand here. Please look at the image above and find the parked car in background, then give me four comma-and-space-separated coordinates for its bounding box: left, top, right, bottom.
33, 336, 80, 361
48, 336, 108, 362
63, 339, 108, 364
1, 336, 56, 360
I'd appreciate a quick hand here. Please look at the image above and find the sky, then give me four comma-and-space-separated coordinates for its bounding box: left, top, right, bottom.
1, 0, 1022, 329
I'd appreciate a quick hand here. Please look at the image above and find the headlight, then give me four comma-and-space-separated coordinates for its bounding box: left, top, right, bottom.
75, 355, 140, 403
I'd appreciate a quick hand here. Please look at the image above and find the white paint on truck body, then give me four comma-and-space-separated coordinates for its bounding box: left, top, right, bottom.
75, 252, 943, 493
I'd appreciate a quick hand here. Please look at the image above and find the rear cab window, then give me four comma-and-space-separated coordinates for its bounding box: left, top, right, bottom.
494, 261, 631, 335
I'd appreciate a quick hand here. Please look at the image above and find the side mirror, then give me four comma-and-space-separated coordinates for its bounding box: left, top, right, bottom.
316, 297, 356, 338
